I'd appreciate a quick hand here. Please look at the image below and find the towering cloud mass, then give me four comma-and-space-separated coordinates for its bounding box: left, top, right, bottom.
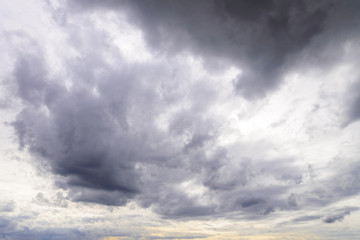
1, 0, 360, 238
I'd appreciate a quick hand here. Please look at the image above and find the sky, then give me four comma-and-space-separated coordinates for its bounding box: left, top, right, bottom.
1, 0, 360, 239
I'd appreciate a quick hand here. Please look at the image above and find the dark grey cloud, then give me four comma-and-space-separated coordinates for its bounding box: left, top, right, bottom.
8, 21, 224, 215
348, 94, 360, 124
292, 215, 322, 223
9, 37, 310, 218
323, 210, 350, 223
12, 46, 144, 204
0, 216, 89, 240
0, 201, 15, 212
343, 79, 360, 126
5, 0, 360, 222
33, 192, 68, 207
0, 217, 15, 231
66, 0, 360, 99
284, 208, 358, 225
239, 198, 264, 208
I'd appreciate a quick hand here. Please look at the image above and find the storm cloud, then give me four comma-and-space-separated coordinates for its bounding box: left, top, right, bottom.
2, 0, 360, 233
68, 0, 360, 99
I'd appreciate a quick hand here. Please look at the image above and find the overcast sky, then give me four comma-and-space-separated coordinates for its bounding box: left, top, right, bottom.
1, 0, 360, 239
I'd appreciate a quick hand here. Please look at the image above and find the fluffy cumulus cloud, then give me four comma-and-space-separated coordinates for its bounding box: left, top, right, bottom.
1, 0, 360, 239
